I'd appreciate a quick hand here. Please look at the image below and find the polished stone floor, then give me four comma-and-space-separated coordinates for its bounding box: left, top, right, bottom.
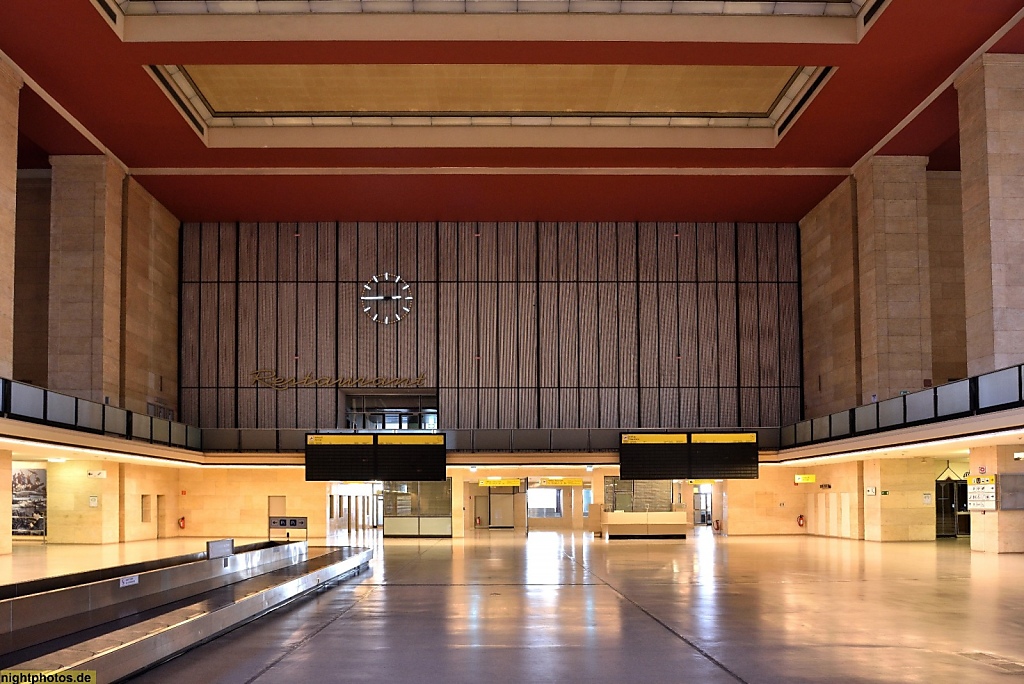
98, 529, 1023, 683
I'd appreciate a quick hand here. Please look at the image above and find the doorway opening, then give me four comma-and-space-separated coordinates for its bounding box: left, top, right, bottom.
936, 462, 970, 538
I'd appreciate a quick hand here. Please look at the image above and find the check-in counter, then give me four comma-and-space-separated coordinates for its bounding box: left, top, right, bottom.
600, 510, 689, 539
383, 516, 453, 537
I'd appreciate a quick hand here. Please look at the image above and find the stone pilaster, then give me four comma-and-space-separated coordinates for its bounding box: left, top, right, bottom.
0, 60, 24, 379
0, 450, 11, 555
48, 155, 124, 404
926, 171, 967, 384
799, 177, 861, 418
968, 445, 1024, 553
853, 155, 932, 403
956, 54, 1024, 375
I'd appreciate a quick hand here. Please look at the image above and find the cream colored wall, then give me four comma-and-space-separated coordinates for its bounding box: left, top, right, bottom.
722, 466, 812, 536
178, 467, 329, 538
799, 461, 863, 539
118, 463, 181, 542
450, 475, 464, 537
47, 460, 120, 544
863, 458, 935, 542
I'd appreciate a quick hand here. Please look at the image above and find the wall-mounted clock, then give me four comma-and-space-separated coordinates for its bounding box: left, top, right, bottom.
360, 272, 413, 325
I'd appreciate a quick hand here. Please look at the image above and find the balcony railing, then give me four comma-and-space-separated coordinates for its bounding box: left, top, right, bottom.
4, 363, 1024, 455
781, 365, 1024, 448
0, 378, 201, 451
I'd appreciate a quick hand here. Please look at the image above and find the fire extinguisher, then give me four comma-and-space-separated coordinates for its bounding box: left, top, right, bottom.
797, 515, 806, 527
475, 516, 481, 526
178, 516, 186, 529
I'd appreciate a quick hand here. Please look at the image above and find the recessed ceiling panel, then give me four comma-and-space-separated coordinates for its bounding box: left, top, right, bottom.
182, 64, 802, 117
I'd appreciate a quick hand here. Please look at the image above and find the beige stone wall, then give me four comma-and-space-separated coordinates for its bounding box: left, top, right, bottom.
177, 467, 330, 538
926, 171, 967, 384
855, 156, 933, 403
862, 458, 935, 542
13, 174, 51, 386
122, 178, 179, 415
119, 463, 181, 542
48, 156, 124, 404
0, 61, 23, 379
46, 460, 121, 544
799, 178, 861, 418
957, 55, 1024, 375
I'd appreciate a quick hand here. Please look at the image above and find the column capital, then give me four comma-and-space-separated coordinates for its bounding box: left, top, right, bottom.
0, 58, 24, 94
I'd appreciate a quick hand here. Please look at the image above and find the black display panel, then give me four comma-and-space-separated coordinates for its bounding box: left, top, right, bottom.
305, 434, 447, 481
376, 444, 448, 481
304, 444, 376, 481
618, 444, 691, 480
690, 441, 759, 479
619, 433, 758, 480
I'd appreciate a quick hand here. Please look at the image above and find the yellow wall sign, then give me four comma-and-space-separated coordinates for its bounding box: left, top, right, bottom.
377, 434, 445, 445
691, 432, 758, 443
621, 433, 689, 444
795, 474, 816, 484
969, 475, 996, 485
539, 478, 584, 487
307, 434, 373, 445
480, 479, 522, 487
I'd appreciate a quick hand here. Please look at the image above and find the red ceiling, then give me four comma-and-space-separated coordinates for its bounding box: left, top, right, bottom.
2, 0, 1023, 221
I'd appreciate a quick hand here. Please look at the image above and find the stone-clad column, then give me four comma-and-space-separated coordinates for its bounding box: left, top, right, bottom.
48, 155, 124, 404
0, 60, 24, 379
853, 155, 933, 403
956, 54, 1024, 375
968, 445, 1024, 553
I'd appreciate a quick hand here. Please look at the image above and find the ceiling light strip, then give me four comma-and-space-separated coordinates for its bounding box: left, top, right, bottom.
0, 435, 203, 468
129, 166, 850, 176
123, 0, 855, 17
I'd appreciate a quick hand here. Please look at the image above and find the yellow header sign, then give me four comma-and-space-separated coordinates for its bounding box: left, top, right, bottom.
969, 475, 996, 486
377, 434, 445, 446
794, 474, 816, 484
480, 479, 522, 487
539, 478, 584, 487
307, 434, 373, 446
621, 433, 689, 445
691, 432, 758, 443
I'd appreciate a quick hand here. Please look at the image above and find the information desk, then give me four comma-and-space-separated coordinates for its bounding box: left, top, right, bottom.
600, 510, 689, 539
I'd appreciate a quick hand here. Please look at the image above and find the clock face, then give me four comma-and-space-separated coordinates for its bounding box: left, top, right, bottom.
360, 272, 413, 325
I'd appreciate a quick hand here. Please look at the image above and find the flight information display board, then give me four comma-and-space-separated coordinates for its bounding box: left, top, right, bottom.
305, 433, 446, 481
619, 432, 758, 480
